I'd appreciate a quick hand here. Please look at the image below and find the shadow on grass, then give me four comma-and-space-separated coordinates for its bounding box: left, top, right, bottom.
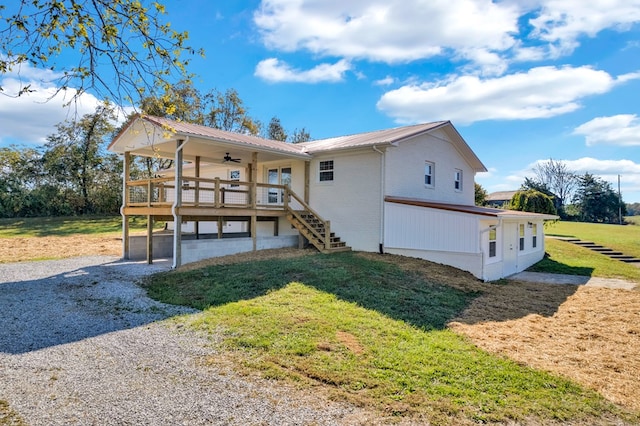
144, 251, 578, 330
527, 254, 595, 277
145, 252, 478, 331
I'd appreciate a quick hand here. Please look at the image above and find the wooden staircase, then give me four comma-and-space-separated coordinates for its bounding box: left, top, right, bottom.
284, 189, 350, 254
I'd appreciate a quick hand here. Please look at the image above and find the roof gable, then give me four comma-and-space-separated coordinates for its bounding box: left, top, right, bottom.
299, 121, 487, 173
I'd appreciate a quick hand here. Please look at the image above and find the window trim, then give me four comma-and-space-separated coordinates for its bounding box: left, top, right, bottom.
488, 228, 497, 258
424, 161, 435, 187
318, 160, 334, 182
454, 169, 463, 192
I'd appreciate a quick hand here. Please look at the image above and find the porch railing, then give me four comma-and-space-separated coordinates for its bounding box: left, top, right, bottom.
126, 177, 291, 210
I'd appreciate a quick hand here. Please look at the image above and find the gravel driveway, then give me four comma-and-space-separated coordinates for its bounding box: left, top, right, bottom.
0, 256, 376, 425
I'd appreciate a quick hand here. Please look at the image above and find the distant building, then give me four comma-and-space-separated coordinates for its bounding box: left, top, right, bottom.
486, 190, 518, 208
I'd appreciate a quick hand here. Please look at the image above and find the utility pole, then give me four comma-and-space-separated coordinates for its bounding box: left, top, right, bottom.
618, 174, 622, 225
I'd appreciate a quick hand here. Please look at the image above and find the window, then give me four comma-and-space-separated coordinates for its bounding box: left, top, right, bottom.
489, 228, 497, 258
319, 160, 334, 182
424, 162, 435, 187
454, 169, 462, 191
229, 170, 240, 188
519, 224, 525, 251
532, 223, 538, 248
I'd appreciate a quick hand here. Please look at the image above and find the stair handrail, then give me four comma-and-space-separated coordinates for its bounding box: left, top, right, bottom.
284, 186, 331, 248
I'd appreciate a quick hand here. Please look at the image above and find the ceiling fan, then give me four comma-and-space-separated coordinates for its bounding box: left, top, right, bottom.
223, 152, 241, 163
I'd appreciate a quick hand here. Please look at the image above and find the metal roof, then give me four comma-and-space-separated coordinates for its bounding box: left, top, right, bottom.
298, 121, 448, 152
141, 115, 309, 157
385, 197, 559, 220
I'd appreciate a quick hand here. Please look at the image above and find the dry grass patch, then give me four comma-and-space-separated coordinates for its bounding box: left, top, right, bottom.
0, 235, 121, 263
450, 282, 640, 412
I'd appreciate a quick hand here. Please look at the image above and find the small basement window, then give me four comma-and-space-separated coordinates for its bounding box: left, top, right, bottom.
425, 161, 435, 187
319, 160, 334, 182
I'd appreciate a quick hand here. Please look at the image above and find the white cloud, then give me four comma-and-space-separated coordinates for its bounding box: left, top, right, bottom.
573, 114, 640, 146
373, 76, 395, 86
529, 0, 640, 56
254, 58, 352, 83
254, 0, 519, 71
0, 63, 129, 145
376, 66, 640, 125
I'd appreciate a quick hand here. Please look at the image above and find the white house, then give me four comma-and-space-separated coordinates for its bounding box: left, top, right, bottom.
109, 115, 557, 281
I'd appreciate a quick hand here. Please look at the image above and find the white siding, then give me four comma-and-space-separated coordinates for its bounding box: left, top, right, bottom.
308, 150, 382, 252
384, 203, 479, 253
385, 129, 475, 205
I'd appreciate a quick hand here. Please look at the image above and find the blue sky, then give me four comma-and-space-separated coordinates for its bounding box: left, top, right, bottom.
2, 0, 640, 202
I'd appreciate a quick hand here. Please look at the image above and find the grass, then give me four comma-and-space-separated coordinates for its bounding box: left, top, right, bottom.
0, 215, 162, 238
0, 400, 25, 426
529, 238, 640, 282
545, 220, 640, 258
145, 252, 633, 424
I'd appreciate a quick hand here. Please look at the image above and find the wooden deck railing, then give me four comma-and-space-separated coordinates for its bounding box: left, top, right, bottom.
125, 177, 289, 210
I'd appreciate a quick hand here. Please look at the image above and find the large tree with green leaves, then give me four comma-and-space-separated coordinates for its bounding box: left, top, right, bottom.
508, 189, 557, 215
42, 102, 120, 214
572, 173, 624, 223
0, 0, 200, 104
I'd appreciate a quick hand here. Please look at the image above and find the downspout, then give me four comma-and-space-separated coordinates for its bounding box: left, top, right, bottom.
172, 136, 189, 269
372, 145, 385, 254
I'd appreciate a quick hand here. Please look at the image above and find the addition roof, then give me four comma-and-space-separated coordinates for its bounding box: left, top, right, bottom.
385, 197, 559, 220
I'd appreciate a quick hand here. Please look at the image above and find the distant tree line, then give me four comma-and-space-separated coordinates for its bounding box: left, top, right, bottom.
0, 84, 311, 218
495, 158, 626, 224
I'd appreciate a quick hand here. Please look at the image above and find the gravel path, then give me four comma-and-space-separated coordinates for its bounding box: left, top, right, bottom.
0, 256, 376, 425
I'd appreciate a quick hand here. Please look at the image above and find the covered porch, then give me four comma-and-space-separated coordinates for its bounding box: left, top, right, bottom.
111, 115, 349, 268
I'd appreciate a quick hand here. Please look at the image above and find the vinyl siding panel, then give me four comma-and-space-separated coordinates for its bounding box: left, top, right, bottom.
384, 202, 479, 253
385, 129, 475, 205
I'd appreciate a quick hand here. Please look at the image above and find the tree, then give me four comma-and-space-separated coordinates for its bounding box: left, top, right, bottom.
572, 173, 624, 223
42, 102, 120, 214
508, 190, 557, 215
474, 182, 488, 206
267, 117, 288, 141
531, 159, 577, 215
0, 0, 201, 104
204, 88, 260, 135
290, 127, 312, 143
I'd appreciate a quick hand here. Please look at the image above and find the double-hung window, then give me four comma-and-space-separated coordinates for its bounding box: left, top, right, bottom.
532, 223, 538, 248
489, 228, 497, 258
454, 169, 462, 191
519, 224, 525, 251
319, 160, 334, 182
425, 162, 435, 187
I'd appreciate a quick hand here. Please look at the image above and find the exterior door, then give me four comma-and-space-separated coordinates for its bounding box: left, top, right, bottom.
267, 167, 291, 204
502, 222, 518, 276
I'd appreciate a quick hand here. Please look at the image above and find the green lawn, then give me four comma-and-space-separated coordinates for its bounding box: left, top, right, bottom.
0, 215, 161, 238
528, 220, 640, 282
545, 220, 640, 258
145, 252, 634, 424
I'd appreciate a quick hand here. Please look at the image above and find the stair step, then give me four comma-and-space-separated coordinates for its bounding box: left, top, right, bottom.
621, 258, 640, 263
573, 241, 596, 245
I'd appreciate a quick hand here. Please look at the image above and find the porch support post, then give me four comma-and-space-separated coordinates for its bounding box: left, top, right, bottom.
217, 217, 223, 240
146, 215, 153, 264
304, 161, 310, 204
172, 138, 186, 269
194, 156, 200, 239
251, 152, 258, 251
121, 152, 131, 259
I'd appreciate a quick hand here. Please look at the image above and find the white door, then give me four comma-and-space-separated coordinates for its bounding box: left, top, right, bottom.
267, 167, 292, 204
502, 222, 518, 276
